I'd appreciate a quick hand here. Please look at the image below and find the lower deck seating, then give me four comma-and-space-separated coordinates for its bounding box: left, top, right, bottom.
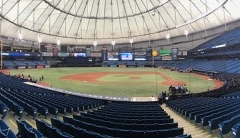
167, 96, 240, 138
56, 102, 189, 138
0, 73, 104, 119
0, 72, 190, 137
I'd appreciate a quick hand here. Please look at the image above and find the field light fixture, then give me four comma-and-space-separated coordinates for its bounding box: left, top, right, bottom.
18, 33, 23, 40
111, 40, 115, 46
93, 40, 97, 46
129, 38, 133, 44
57, 39, 61, 46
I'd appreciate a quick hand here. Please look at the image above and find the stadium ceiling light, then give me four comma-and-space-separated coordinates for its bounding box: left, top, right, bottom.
93, 40, 97, 46
18, 33, 23, 40
57, 39, 61, 46
184, 29, 189, 36
38, 37, 42, 43
129, 38, 133, 44
111, 40, 115, 46
166, 33, 170, 39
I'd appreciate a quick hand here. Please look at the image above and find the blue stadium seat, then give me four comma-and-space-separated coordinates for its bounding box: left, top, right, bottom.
16, 119, 43, 138
232, 123, 240, 138
175, 134, 192, 138
144, 130, 158, 138
44, 123, 58, 138
0, 101, 8, 119
158, 129, 171, 138
56, 129, 74, 138
132, 130, 145, 137
35, 119, 47, 136
115, 129, 133, 138
0, 120, 17, 138
171, 127, 184, 137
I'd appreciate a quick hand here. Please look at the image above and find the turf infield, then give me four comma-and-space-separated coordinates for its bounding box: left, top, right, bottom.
9, 67, 223, 97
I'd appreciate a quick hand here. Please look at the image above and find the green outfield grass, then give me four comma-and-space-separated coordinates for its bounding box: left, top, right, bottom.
9, 67, 217, 97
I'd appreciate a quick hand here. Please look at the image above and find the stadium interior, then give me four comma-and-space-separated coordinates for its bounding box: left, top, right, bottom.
0, 0, 240, 138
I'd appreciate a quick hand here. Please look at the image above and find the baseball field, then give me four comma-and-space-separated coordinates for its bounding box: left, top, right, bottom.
9, 67, 223, 97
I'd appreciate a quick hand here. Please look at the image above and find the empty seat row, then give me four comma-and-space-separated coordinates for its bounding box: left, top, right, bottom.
81, 112, 170, 123
35, 119, 74, 138
0, 93, 24, 119
63, 116, 184, 138
73, 114, 177, 130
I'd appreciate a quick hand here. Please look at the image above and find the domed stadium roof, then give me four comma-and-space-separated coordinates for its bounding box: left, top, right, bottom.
1, 0, 240, 45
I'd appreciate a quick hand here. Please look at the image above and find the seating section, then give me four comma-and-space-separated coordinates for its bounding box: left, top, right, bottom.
167, 96, 240, 138
103, 59, 240, 75
189, 27, 240, 52
4, 73, 187, 137
3, 60, 48, 69
36, 119, 74, 138
60, 102, 187, 138
0, 92, 24, 119
0, 73, 104, 120
221, 90, 240, 99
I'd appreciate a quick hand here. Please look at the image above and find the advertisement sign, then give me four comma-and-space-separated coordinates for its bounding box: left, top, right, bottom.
102, 46, 108, 60
145, 49, 152, 60
91, 53, 102, 57
134, 52, 146, 60
52, 47, 58, 57
119, 52, 134, 60
58, 52, 69, 57
171, 48, 178, 60
159, 50, 171, 56
41, 52, 53, 57
74, 53, 86, 57
162, 56, 172, 60
86, 47, 91, 57
108, 52, 118, 60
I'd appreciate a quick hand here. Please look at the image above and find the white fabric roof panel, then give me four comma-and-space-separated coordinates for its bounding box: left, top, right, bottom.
0, 0, 240, 45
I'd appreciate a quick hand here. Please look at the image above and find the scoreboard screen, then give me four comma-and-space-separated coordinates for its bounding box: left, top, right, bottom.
119, 52, 134, 60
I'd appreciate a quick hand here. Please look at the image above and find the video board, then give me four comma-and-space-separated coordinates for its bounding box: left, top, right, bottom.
119, 52, 134, 60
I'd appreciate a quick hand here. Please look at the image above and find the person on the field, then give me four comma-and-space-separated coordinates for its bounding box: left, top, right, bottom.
169, 85, 172, 92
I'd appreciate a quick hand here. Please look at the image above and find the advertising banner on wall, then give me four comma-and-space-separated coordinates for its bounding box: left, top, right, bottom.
108, 52, 119, 60
67, 46, 86, 52
183, 51, 188, 56
101, 46, 108, 60
134, 52, 146, 60
171, 48, 178, 60
41, 52, 53, 57
52, 47, 58, 57
86, 47, 91, 57
145, 49, 152, 60
162, 56, 172, 60
91, 53, 102, 57
45, 44, 53, 52
159, 50, 171, 56
58, 52, 69, 57
73, 53, 86, 57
